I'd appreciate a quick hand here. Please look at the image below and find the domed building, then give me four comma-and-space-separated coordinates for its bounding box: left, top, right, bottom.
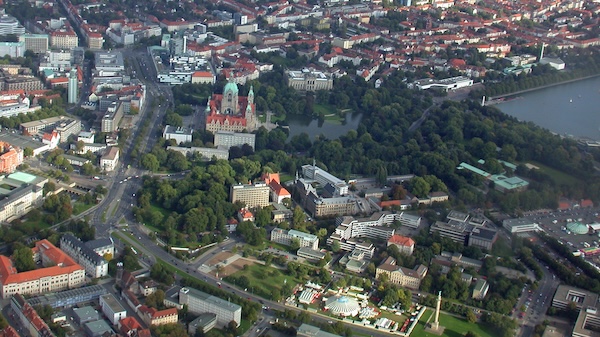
567, 222, 589, 235
205, 76, 257, 133
324, 296, 360, 317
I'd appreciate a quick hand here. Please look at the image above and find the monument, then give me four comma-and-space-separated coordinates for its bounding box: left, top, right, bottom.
425, 291, 445, 335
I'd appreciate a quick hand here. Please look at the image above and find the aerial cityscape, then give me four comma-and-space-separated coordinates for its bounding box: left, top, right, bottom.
0, 0, 598, 337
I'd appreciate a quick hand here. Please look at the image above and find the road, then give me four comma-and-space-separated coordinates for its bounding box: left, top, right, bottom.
91, 48, 172, 237
517, 261, 559, 337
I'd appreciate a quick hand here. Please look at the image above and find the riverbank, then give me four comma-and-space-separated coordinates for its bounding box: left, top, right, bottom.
488, 72, 600, 101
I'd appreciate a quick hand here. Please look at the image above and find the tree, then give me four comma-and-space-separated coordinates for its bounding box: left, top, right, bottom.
331, 240, 341, 253
141, 153, 160, 172
145, 290, 166, 309
23, 147, 33, 157
466, 310, 477, 323
12, 244, 35, 272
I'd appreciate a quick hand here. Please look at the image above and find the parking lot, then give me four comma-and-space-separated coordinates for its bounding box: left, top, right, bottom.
525, 207, 600, 250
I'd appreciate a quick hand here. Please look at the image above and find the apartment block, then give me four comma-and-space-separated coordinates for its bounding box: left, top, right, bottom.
214, 131, 256, 150
0, 141, 23, 173
100, 147, 120, 172
138, 305, 178, 326
230, 182, 270, 208
101, 102, 124, 132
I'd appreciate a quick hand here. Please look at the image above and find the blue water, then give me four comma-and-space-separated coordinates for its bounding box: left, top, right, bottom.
498, 76, 600, 140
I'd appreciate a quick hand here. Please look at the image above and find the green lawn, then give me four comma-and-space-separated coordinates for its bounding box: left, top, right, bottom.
410, 309, 501, 337
313, 103, 337, 116
226, 263, 300, 300
18, 218, 52, 233
73, 202, 95, 215
528, 161, 581, 186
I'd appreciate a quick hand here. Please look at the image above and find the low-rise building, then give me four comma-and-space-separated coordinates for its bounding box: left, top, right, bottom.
271, 228, 319, 250
503, 218, 542, 233
188, 313, 217, 335
99, 294, 127, 325
552, 285, 600, 337
472, 279, 489, 300
100, 147, 119, 172
138, 305, 178, 326
11, 294, 56, 337
0, 172, 47, 223
286, 69, 334, 92
387, 234, 415, 255
375, 257, 427, 290
163, 125, 193, 144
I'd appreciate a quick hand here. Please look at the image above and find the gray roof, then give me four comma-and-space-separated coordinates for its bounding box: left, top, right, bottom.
84, 320, 113, 336
85, 238, 113, 251
73, 306, 100, 321
61, 233, 106, 265
180, 287, 242, 312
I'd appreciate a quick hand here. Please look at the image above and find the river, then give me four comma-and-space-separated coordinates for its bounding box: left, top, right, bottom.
285, 111, 363, 140
497, 76, 600, 140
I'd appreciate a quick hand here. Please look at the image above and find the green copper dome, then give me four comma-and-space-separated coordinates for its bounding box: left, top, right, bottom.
223, 81, 239, 95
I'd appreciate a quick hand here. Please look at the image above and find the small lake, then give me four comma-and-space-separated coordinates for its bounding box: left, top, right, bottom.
284, 111, 364, 140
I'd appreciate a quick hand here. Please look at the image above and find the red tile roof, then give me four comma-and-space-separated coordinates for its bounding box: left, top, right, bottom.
0, 240, 83, 285
388, 234, 415, 247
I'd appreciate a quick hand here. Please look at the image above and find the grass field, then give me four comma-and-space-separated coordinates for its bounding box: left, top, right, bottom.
528, 161, 581, 186
410, 309, 500, 337
18, 218, 52, 233
227, 263, 300, 300
73, 202, 94, 215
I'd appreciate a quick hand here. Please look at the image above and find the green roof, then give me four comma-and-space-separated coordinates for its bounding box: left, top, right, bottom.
8, 172, 37, 184
224, 81, 238, 95
491, 174, 529, 190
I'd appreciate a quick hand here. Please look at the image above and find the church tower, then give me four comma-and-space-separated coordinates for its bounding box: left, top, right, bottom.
221, 77, 239, 114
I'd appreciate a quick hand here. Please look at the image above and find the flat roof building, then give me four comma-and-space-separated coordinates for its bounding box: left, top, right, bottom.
552, 285, 600, 337
271, 228, 319, 250
214, 131, 255, 150
179, 287, 242, 327
99, 294, 127, 325
163, 125, 193, 144
230, 182, 270, 208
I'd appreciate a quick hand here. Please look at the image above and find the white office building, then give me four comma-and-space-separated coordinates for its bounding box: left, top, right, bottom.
302, 163, 348, 196
271, 228, 319, 250
99, 294, 127, 325
179, 287, 242, 327
163, 125, 193, 144
214, 131, 255, 150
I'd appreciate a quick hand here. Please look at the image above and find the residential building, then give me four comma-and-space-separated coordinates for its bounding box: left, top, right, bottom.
0, 141, 23, 173
18, 34, 49, 54
100, 147, 120, 172
179, 287, 242, 327
375, 257, 427, 290
205, 79, 257, 133
0, 172, 48, 223
163, 125, 193, 144
1, 75, 43, 91
50, 30, 78, 49
10, 294, 56, 337
472, 279, 489, 300
387, 234, 415, 255
271, 228, 319, 250
67, 68, 78, 104
230, 182, 270, 208
138, 306, 178, 326
0, 239, 85, 298
271, 202, 293, 223
286, 69, 333, 91
214, 131, 256, 150
101, 102, 124, 132
0, 42, 25, 58
100, 294, 127, 325
60, 234, 110, 278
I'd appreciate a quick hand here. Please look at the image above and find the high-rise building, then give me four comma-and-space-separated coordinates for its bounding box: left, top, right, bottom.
68, 68, 78, 104
18, 34, 49, 54
230, 182, 270, 208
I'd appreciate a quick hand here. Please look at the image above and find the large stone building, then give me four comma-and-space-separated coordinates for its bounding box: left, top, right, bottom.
179, 287, 242, 327
375, 257, 428, 290
286, 69, 333, 91
60, 234, 111, 278
0, 172, 47, 223
0, 240, 85, 298
205, 78, 257, 133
